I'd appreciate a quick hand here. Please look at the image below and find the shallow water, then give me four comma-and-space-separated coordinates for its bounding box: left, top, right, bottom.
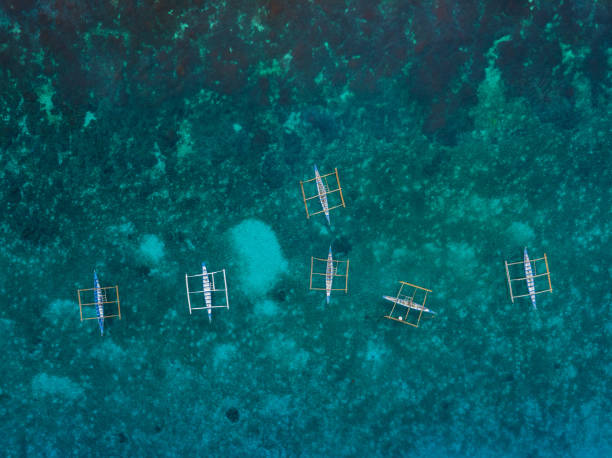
1, 2, 610, 456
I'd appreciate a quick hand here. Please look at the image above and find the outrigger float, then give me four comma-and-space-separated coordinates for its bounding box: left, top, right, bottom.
299, 165, 346, 224
504, 248, 552, 309
185, 263, 229, 322
383, 281, 435, 328
309, 245, 349, 304
77, 271, 121, 335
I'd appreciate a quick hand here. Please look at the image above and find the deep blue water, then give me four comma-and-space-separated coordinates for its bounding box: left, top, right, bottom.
0, 1, 610, 456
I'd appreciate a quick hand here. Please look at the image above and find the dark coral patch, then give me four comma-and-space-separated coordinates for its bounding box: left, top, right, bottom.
225, 407, 240, 423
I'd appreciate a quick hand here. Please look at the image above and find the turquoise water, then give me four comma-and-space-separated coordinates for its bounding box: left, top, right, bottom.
1, 1, 610, 456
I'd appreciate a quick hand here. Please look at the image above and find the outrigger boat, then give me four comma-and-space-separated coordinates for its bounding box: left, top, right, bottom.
383, 281, 434, 328
325, 245, 334, 304
309, 247, 349, 303
523, 247, 537, 309
93, 270, 105, 335
314, 165, 330, 224
504, 249, 552, 308
299, 166, 346, 222
77, 273, 121, 334
201, 262, 213, 323
382, 295, 436, 315
185, 263, 229, 320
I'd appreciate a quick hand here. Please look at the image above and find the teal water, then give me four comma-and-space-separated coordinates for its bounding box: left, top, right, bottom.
1, 1, 610, 456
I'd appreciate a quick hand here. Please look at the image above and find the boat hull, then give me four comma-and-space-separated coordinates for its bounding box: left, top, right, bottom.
314, 165, 330, 224
202, 262, 213, 322
523, 248, 537, 309
94, 271, 104, 335
383, 295, 435, 314
325, 246, 333, 304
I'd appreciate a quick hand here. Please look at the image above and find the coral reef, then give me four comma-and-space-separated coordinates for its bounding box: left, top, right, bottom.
0, 0, 609, 456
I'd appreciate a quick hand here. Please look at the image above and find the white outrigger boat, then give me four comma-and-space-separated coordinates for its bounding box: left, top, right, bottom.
314, 165, 331, 224
523, 247, 537, 309
382, 295, 436, 315
185, 263, 229, 321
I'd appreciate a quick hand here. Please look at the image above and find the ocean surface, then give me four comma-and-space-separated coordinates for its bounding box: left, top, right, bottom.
1, 1, 610, 456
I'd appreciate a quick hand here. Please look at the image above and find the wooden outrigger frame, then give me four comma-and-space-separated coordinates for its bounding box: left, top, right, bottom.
185, 268, 229, 314
299, 167, 346, 220
77, 285, 121, 322
309, 254, 349, 298
504, 252, 552, 303
384, 281, 433, 328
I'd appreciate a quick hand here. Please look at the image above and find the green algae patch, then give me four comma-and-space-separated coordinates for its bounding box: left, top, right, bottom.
36, 81, 62, 125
